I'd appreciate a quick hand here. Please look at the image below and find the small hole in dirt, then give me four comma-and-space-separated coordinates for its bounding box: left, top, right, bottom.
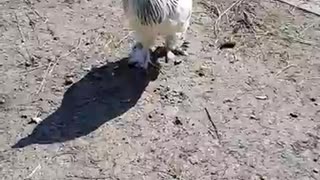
310, 98, 316, 102
53, 37, 59, 41
85, 42, 90, 46
219, 42, 236, 49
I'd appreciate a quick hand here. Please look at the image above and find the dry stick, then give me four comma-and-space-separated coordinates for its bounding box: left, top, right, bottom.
115, 31, 133, 48
25, 164, 41, 179
19, 65, 47, 74
198, 1, 221, 17
66, 175, 111, 180
204, 108, 221, 143
276, 64, 298, 76
36, 38, 81, 95
14, 12, 25, 43
299, 21, 318, 36
15, 12, 33, 62
247, 14, 266, 61
214, 0, 245, 35
276, 0, 320, 16
23, 0, 47, 22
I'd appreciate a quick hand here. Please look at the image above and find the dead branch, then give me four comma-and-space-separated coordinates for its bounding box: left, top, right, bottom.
204, 108, 221, 143
14, 12, 25, 43
66, 175, 111, 180
36, 38, 81, 95
214, 0, 245, 35
276, 64, 298, 76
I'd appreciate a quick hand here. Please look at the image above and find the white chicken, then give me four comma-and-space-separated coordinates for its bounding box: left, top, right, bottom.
122, 0, 193, 69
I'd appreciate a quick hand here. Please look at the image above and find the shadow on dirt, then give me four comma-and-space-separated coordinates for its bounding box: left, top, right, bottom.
12, 58, 160, 148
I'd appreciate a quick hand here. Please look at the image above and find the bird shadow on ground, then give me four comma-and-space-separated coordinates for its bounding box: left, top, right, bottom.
12, 58, 160, 148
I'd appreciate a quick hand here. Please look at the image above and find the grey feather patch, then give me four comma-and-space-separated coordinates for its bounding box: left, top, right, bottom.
128, 0, 178, 26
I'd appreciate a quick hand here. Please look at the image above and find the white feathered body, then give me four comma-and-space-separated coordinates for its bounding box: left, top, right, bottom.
122, 0, 193, 69
123, 0, 192, 38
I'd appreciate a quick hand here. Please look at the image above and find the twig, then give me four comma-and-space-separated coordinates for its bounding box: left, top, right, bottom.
25, 164, 41, 179
14, 12, 25, 43
198, 1, 221, 17
35, 62, 53, 95
115, 31, 133, 48
276, 0, 320, 16
308, 77, 320, 80
15, 12, 33, 62
276, 64, 298, 76
23, 0, 47, 22
36, 38, 81, 94
247, 14, 266, 61
66, 175, 111, 180
204, 108, 221, 142
19, 65, 47, 74
299, 22, 318, 36
49, 38, 81, 74
214, 0, 245, 35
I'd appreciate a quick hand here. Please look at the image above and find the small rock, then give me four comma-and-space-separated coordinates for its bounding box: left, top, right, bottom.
174, 59, 182, 65
82, 66, 92, 71
255, 95, 268, 100
64, 77, 74, 85
310, 98, 316, 102
29, 117, 42, 124
250, 114, 259, 120
223, 99, 233, 103
24, 61, 32, 67
20, 115, 28, 119
196, 68, 205, 77
313, 168, 319, 173
0, 97, 5, 105
219, 41, 236, 49
289, 113, 298, 118
174, 117, 183, 125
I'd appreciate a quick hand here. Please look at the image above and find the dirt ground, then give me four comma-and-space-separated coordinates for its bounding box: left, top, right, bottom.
0, 0, 319, 179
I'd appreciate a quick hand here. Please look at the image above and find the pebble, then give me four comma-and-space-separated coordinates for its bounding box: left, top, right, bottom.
64, 76, 74, 85
313, 168, 319, 173
174, 117, 183, 125
29, 117, 42, 124
0, 97, 5, 105
255, 95, 268, 100
174, 59, 182, 65
289, 113, 298, 118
